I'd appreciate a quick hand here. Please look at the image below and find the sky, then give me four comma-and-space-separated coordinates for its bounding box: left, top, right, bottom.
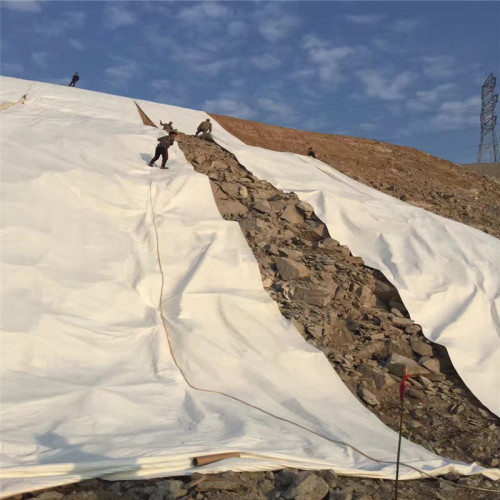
1, 1, 499, 164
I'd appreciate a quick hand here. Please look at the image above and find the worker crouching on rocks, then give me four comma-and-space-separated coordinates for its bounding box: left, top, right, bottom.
160, 120, 174, 132
195, 118, 212, 137
149, 131, 177, 169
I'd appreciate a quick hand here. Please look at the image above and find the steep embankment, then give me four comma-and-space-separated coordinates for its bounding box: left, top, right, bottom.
209, 114, 500, 239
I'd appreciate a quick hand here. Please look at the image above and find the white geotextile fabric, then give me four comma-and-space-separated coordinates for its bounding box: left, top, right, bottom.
0, 77, 498, 497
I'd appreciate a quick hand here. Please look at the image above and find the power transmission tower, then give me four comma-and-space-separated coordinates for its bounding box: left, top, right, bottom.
477, 73, 499, 163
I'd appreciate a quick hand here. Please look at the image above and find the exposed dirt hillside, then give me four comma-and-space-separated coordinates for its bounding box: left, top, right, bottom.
209, 114, 500, 240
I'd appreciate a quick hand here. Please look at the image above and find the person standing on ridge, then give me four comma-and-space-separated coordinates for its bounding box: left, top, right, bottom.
307, 147, 316, 158
195, 118, 212, 137
69, 72, 79, 87
148, 131, 177, 169
160, 120, 174, 132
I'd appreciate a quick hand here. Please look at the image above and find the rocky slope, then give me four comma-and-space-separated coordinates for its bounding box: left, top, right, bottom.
18, 132, 499, 500
209, 114, 500, 240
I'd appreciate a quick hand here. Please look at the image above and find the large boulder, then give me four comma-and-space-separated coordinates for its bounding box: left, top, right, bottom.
217, 199, 248, 216
280, 204, 304, 225
283, 472, 329, 500
386, 353, 430, 377
275, 257, 312, 281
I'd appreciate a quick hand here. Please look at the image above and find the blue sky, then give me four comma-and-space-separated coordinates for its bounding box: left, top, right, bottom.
1, 1, 499, 164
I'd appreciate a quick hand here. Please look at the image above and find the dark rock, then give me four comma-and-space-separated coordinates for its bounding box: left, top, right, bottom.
385, 339, 413, 358
238, 186, 249, 199
389, 300, 407, 313
275, 257, 311, 281
268, 199, 287, 212
194, 472, 242, 492
216, 199, 249, 217
295, 201, 314, 217
282, 473, 329, 500
391, 316, 414, 327
374, 281, 400, 304
328, 490, 353, 500
253, 200, 272, 214
359, 364, 396, 390
62, 493, 114, 500
386, 353, 430, 377
278, 248, 303, 260
157, 480, 188, 499
410, 340, 433, 357
36, 493, 64, 500
357, 385, 380, 406
220, 182, 240, 198
317, 238, 340, 249
307, 325, 323, 339
356, 286, 376, 308
405, 324, 422, 335
293, 286, 332, 307
419, 357, 441, 373
280, 205, 304, 225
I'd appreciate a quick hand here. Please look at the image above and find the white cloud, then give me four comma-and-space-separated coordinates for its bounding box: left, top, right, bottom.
104, 6, 137, 29
197, 59, 237, 76
393, 17, 422, 34
257, 97, 296, 121
105, 62, 139, 87
171, 46, 218, 66
357, 122, 377, 131
35, 10, 86, 36
357, 69, 414, 100
68, 39, 84, 51
1, 62, 24, 75
251, 54, 282, 70
257, 5, 300, 42
229, 78, 246, 88
31, 51, 50, 67
432, 96, 481, 130
345, 14, 385, 25
169, 46, 236, 76
302, 116, 330, 131
1, 1, 42, 12
302, 36, 354, 83
407, 83, 456, 111
289, 68, 316, 81
151, 79, 173, 91
227, 21, 247, 37
177, 2, 231, 28
421, 55, 457, 80
203, 98, 256, 120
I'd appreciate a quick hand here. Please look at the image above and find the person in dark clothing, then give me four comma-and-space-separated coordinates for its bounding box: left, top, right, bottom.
148, 131, 177, 169
307, 147, 316, 158
200, 131, 215, 143
69, 72, 79, 87
160, 120, 174, 132
195, 118, 212, 137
